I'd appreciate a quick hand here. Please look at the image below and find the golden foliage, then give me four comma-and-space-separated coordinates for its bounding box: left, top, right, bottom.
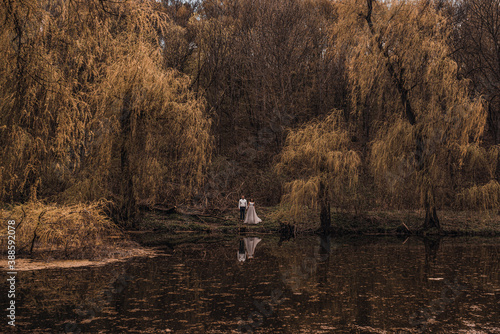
0, 0, 212, 209
333, 0, 492, 210
276, 111, 361, 220
0, 201, 125, 258
458, 180, 500, 211
68, 48, 212, 205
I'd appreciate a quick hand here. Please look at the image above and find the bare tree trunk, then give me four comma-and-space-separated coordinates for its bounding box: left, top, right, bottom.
119, 94, 137, 226
416, 137, 440, 232
422, 192, 440, 231
319, 181, 331, 232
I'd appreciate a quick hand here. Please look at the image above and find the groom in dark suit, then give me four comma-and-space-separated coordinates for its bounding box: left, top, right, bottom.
238, 195, 247, 220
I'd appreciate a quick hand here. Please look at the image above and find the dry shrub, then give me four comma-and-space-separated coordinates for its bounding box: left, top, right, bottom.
458, 180, 500, 211
0, 201, 129, 259
198, 157, 240, 213
197, 156, 281, 214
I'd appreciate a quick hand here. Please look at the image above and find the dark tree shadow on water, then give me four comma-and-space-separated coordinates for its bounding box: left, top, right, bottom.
422, 236, 442, 279
317, 234, 331, 287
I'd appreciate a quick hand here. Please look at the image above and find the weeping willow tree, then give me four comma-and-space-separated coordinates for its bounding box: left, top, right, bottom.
0, 0, 85, 202
333, 0, 495, 230
88, 50, 212, 221
275, 111, 361, 231
0, 0, 212, 221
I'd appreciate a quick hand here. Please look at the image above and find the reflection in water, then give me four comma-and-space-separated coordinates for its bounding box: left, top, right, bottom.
7, 236, 500, 333
238, 237, 262, 262
238, 239, 246, 262
423, 236, 442, 279
316, 234, 331, 288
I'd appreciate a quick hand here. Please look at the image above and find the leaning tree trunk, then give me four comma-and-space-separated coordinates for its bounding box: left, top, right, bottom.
319, 181, 331, 233
364, 0, 442, 233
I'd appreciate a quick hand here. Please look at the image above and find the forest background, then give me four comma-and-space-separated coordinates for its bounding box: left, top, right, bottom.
1, 0, 500, 237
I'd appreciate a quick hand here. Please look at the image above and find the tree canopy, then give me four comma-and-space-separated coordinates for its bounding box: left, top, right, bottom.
329, 0, 496, 229
1, 0, 499, 229
0, 0, 211, 221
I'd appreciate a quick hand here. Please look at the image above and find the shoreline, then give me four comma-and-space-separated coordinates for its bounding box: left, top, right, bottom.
137, 207, 500, 237
2, 207, 498, 270
0, 246, 159, 271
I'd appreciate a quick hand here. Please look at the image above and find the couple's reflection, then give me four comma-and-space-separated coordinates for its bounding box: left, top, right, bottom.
238, 237, 261, 262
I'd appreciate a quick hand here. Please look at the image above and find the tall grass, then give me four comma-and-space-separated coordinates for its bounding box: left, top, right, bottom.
0, 201, 130, 259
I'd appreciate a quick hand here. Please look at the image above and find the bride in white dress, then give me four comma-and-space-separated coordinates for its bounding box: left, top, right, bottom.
237, 237, 262, 261
243, 199, 262, 224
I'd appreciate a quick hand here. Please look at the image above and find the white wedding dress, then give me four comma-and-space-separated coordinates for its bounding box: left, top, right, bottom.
237, 237, 262, 261
243, 202, 262, 224
243, 237, 261, 259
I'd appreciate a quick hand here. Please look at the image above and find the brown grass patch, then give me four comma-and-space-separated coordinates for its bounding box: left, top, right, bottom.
0, 201, 134, 259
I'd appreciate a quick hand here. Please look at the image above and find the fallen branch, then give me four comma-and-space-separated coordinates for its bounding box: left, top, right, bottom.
402, 222, 411, 233
139, 205, 178, 214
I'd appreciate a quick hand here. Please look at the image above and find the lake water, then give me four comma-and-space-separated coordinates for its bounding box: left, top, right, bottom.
5, 234, 500, 333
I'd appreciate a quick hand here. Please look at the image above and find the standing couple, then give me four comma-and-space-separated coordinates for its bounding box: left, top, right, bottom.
238, 195, 262, 224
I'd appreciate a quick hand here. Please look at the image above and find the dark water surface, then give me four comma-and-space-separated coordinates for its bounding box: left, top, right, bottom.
4, 235, 500, 333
